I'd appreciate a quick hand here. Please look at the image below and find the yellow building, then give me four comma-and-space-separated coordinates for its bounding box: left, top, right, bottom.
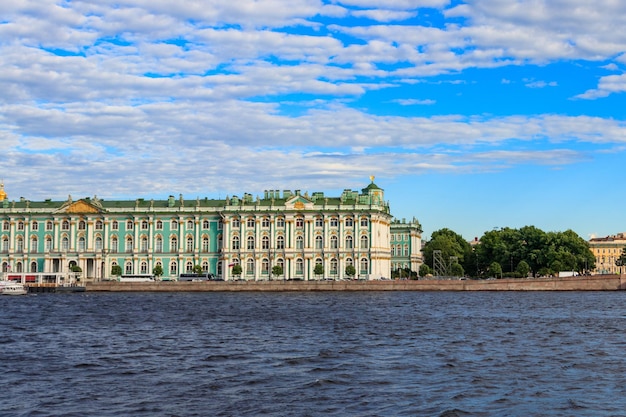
588, 233, 626, 274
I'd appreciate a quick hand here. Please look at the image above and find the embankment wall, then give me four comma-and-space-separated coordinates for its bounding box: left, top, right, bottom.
86, 275, 626, 292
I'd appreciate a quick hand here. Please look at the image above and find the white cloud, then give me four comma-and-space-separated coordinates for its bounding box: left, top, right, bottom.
574, 73, 626, 99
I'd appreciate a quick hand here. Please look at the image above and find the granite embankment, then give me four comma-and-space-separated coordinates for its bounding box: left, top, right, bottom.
86, 275, 626, 292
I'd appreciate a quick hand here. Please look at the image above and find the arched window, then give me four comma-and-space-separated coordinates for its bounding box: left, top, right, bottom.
78, 236, 86, 251
296, 235, 304, 250
78, 220, 86, 230
345, 235, 353, 249
246, 258, 255, 276
276, 235, 285, 250
32, 221, 39, 231
125, 261, 133, 274
203, 220, 210, 229
315, 235, 323, 249
2, 237, 9, 252
140, 261, 148, 274
295, 217, 304, 228
17, 221, 24, 231
111, 236, 118, 253
232, 235, 240, 250
125, 236, 133, 252
262, 217, 270, 228
95, 236, 103, 250
141, 220, 149, 230
46, 221, 53, 231
16, 237, 24, 252
186, 236, 194, 252
126, 220, 133, 230
187, 220, 194, 229
45, 236, 53, 251
141, 236, 148, 252
202, 261, 209, 272
247, 236, 255, 250
360, 258, 369, 275
156, 220, 163, 230
360, 235, 369, 249
62, 220, 70, 230
16, 261, 23, 272
30, 236, 38, 253
171, 220, 179, 229
330, 217, 338, 227
170, 236, 178, 252
232, 217, 240, 228
360, 217, 369, 227
330, 235, 338, 249
170, 261, 178, 275
262, 235, 270, 250
155, 236, 163, 252
95, 220, 103, 230
330, 258, 338, 275
111, 220, 118, 230
247, 217, 255, 228
30, 261, 37, 273
276, 217, 285, 228
262, 258, 269, 275
2, 221, 9, 231
61, 236, 69, 251
345, 217, 353, 227
296, 258, 304, 275
186, 261, 193, 272
202, 236, 209, 252
315, 217, 323, 228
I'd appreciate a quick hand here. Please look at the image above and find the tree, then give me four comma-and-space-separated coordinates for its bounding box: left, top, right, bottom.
272, 265, 283, 279
516, 260, 530, 278
422, 228, 473, 275
111, 264, 122, 277
419, 264, 431, 278
489, 262, 502, 278
314, 264, 324, 279
345, 264, 356, 279
232, 264, 242, 279
450, 262, 464, 277
193, 264, 203, 275
153, 265, 163, 279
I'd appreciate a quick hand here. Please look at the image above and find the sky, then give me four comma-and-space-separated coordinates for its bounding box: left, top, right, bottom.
1, 0, 625, 241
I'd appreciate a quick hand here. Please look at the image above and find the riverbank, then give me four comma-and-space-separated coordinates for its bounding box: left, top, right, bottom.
86, 274, 626, 291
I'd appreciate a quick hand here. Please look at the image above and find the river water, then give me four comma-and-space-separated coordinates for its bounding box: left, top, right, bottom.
1, 291, 626, 416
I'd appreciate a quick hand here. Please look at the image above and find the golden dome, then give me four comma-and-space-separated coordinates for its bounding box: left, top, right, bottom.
0, 181, 7, 201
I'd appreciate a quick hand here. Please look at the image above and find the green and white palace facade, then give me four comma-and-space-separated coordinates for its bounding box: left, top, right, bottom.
0, 180, 422, 281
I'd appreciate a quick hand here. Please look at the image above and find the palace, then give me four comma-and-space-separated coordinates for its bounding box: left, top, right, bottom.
588, 233, 626, 275
0, 180, 422, 281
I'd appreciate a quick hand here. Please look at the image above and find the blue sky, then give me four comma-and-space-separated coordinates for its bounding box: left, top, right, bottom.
1, 0, 625, 241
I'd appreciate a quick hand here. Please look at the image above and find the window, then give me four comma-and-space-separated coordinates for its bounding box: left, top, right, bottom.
202, 236, 209, 252
277, 258, 284, 274
262, 236, 270, 250
232, 218, 240, 228
296, 217, 304, 228
125, 236, 133, 252
78, 236, 86, 251
2, 221, 9, 231
170, 261, 178, 275
404, 244, 409, 256
30, 261, 37, 273
61, 236, 69, 251
345, 217, 353, 227
78, 220, 86, 230
111, 220, 118, 230
330, 258, 338, 275
156, 220, 163, 230
232, 235, 240, 250
202, 261, 209, 272
16, 237, 24, 252
95, 220, 103, 230
247, 236, 255, 250
330, 235, 338, 249
360, 217, 369, 227
262, 217, 270, 228
360, 235, 369, 249
111, 237, 118, 253
360, 258, 369, 275
203, 220, 210, 229
2, 237, 9, 252
276, 217, 285, 228
17, 221, 24, 231
247, 217, 255, 228
46, 221, 53, 231
262, 258, 269, 275
125, 261, 133, 275
170, 236, 178, 252
126, 220, 133, 230
246, 258, 255, 275
296, 258, 304, 275
95, 236, 103, 251
141, 220, 149, 230
30, 237, 38, 253
330, 217, 338, 228
345, 235, 353, 249
171, 220, 179, 229
187, 220, 194, 229
155, 236, 163, 252
32, 221, 39, 231
315, 235, 323, 249
45, 236, 52, 251
186, 236, 194, 252
186, 261, 193, 273
296, 235, 304, 250
315, 217, 323, 228
276, 235, 285, 250
62, 220, 70, 230
140, 261, 148, 274
141, 236, 148, 252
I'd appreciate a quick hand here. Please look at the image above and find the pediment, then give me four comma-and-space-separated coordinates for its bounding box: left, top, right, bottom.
285, 195, 314, 210
57, 200, 103, 214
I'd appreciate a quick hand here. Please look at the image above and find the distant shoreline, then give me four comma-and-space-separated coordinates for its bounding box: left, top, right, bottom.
86, 275, 625, 292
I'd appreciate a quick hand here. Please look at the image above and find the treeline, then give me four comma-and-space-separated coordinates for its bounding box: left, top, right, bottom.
420, 226, 597, 279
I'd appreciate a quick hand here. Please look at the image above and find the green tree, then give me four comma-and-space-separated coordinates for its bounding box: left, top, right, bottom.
516, 260, 530, 278
422, 228, 473, 275
232, 264, 242, 278
314, 264, 324, 279
419, 264, 431, 278
345, 264, 356, 279
111, 264, 122, 277
272, 265, 283, 279
489, 261, 502, 278
450, 262, 464, 277
153, 264, 163, 278
193, 264, 203, 275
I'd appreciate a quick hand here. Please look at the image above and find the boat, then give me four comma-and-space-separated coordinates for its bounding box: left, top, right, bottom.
0, 281, 28, 295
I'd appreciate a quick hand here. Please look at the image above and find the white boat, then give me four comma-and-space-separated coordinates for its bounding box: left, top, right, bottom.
0, 281, 28, 295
